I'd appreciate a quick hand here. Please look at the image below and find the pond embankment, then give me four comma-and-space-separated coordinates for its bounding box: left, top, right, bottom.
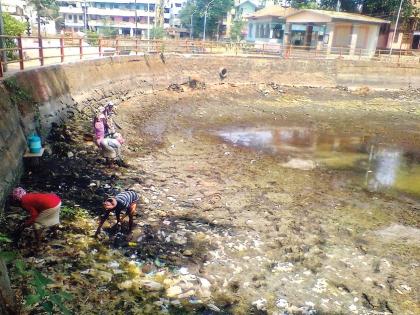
0, 55, 419, 314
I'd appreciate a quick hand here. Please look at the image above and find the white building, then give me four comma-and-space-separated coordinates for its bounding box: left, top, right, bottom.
57, 0, 186, 37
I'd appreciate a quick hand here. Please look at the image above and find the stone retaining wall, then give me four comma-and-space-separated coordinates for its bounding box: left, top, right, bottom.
1, 54, 419, 206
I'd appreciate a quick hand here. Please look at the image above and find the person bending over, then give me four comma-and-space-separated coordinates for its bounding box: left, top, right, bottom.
95, 190, 139, 237
11, 187, 62, 245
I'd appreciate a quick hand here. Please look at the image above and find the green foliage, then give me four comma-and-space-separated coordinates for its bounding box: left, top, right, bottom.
28, 0, 59, 17
3, 77, 33, 105
288, 0, 319, 9
180, 0, 234, 38
150, 26, 165, 39
320, 0, 361, 12
61, 206, 88, 220
0, 233, 12, 243
98, 19, 119, 37
2, 13, 26, 36
1, 12, 26, 60
230, 19, 246, 42
14, 258, 73, 314
86, 30, 99, 45
362, 0, 417, 30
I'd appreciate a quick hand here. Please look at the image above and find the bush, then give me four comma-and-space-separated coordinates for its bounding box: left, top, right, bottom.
150, 26, 165, 39
86, 30, 99, 45
1, 13, 26, 60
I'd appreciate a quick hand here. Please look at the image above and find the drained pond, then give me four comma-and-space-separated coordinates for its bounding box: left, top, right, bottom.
4, 84, 420, 314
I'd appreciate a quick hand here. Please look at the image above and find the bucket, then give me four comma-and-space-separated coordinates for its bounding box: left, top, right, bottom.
28, 134, 42, 154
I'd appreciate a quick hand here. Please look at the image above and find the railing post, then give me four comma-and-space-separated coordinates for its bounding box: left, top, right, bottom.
17, 35, 24, 70
38, 36, 44, 66
79, 38, 83, 59
60, 35, 65, 63
262, 44, 265, 55
359, 48, 362, 60
99, 37, 103, 57
0, 59, 3, 77
135, 38, 138, 55
115, 36, 119, 55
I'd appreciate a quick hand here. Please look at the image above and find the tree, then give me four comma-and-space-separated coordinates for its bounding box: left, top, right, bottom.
2, 13, 26, 36
320, 0, 362, 12
150, 26, 165, 39
1, 13, 26, 59
230, 19, 246, 42
287, 0, 319, 8
180, 0, 233, 39
28, 0, 59, 36
361, 0, 418, 31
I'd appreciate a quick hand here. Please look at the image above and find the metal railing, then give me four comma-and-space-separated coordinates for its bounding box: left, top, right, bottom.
1, 35, 419, 78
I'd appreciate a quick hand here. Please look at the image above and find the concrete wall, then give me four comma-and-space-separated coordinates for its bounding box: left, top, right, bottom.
0, 85, 27, 206
1, 54, 419, 206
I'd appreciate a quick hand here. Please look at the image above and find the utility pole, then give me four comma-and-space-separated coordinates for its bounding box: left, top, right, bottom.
203, 0, 215, 41
389, 0, 404, 55
190, 9, 197, 39
0, 0, 7, 72
134, 0, 138, 36
147, 1, 150, 40
82, 0, 88, 32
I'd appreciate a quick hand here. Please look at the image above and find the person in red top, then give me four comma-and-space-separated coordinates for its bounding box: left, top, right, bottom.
11, 187, 62, 244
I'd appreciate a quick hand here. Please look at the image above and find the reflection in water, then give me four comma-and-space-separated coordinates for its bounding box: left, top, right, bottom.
219, 131, 273, 149
368, 149, 402, 190
217, 126, 420, 196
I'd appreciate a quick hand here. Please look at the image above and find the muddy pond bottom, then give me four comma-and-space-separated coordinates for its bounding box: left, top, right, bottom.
217, 126, 420, 198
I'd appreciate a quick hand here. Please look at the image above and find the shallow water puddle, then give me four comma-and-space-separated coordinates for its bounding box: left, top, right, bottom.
217, 126, 420, 197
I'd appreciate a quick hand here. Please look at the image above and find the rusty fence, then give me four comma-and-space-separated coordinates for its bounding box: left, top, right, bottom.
1, 35, 419, 78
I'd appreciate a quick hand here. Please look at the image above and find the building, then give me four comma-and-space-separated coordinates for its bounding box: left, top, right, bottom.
246, 6, 297, 43
285, 9, 389, 55
57, 0, 186, 37
247, 7, 389, 56
384, 0, 420, 50
1, 0, 57, 35
235, 0, 259, 19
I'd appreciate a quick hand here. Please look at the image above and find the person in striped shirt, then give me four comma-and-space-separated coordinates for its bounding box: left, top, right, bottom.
94, 190, 139, 237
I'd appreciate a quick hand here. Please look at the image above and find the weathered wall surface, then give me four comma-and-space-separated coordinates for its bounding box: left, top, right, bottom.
1, 54, 419, 206
0, 85, 27, 206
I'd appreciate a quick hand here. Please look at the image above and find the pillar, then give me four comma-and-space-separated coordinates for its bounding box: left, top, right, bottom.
326, 23, 334, 54
130, 28, 134, 36
349, 24, 358, 56
283, 23, 291, 45
367, 24, 380, 57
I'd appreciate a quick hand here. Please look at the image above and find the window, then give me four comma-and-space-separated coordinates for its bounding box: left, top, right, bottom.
68, 14, 72, 20
164, 8, 170, 13
111, 17, 115, 21
123, 17, 129, 22
100, 3, 105, 9
248, 24, 253, 37
113, 4, 119, 9
74, 15, 77, 22
79, 15, 83, 20
164, 18, 169, 23
272, 24, 283, 39
175, 3, 181, 7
